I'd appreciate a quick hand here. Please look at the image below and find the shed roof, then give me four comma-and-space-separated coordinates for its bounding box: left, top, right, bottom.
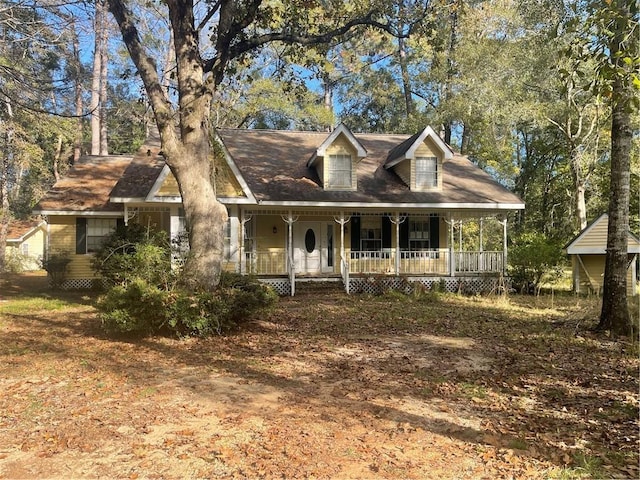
565, 213, 640, 254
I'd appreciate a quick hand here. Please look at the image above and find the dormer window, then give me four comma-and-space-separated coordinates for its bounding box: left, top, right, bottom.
415, 156, 438, 189
384, 126, 452, 192
308, 124, 367, 191
328, 154, 352, 189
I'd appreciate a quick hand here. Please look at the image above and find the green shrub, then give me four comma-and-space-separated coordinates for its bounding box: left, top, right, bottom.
42, 254, 72, 288
508, 232, 565, 293
91, 223, 173, 287
97, 273, 277, 337
98, 278, 169, 334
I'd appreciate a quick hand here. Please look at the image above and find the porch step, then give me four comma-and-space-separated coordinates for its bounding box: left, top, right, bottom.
294, 279, 345, 295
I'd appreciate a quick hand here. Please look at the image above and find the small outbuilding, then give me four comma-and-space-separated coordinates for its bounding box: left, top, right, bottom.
565, 213, 639, 296
4, 219, 47, 271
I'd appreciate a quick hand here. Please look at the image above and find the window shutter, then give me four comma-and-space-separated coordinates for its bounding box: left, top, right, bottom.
400, 217, 409, 249
75, 218, 87, 254
430, 216, 440, 249
350, 216, 360, 251
382, 216, 392, 249
116, 218, 125, 230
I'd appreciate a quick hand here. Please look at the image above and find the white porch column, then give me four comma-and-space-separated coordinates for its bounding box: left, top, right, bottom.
479, 218, 484, 272
281, 212, 299, 296
239, 211, 248, 274
389, 214, 406, 276
501, 217, 508, 275
334, 212, 351, 294
169, 206, 181, 242
445, 216, 455, 277
333, 213, 350, 274
227, 206, 240, 272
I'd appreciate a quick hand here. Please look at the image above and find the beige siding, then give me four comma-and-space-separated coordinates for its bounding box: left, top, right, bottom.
133, 210, 170, 233
393, 161, 411, 186
573, 220, 609, 250
215, 160, 244, 197
323, 133, 358, 190
412, 142, 443, 191
574, 253, 636, 295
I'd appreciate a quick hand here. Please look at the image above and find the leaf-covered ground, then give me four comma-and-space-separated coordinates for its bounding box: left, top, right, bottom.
0, 274, 638, 479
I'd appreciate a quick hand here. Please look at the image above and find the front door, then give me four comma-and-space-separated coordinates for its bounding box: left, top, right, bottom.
293, 222, 336, 274
294, 222, 322, 274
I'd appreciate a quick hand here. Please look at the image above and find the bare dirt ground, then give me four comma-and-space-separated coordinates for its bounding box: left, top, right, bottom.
0, 275, 638, 479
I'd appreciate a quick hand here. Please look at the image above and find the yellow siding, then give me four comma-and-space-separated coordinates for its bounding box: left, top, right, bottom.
156, 161, 244, 198
215, 160, 244, 197
156, 174, 180, 196
47, 216, 97, 280
134, 210, 170, 233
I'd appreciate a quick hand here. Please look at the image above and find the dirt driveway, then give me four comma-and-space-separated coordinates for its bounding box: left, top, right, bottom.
0, 279, 638, 479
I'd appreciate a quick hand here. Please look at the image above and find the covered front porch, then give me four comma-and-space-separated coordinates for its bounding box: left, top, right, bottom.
237, 208, 510, 295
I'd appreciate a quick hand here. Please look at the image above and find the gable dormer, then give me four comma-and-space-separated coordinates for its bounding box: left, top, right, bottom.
307, 124, 367, 191
384, 126, 453, 191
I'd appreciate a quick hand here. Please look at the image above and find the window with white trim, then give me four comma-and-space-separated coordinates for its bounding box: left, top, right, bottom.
21, 242, 29, 256
87, 218, 117, 252
224, 218, 231, 261
415, 156, 438, 189
408, 218, 431, 250
360, 216, 382, 251
328, 154, 352, 188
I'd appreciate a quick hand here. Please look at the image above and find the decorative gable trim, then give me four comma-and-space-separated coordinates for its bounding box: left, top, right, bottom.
307, 123, 367, 167
214, 134, 257, 204
384, 126, 452, 169
146, 164, 177, 201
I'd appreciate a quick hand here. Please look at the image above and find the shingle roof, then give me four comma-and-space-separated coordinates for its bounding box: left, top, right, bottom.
34, 128, 524, 213
110, 132, 164, 200
6, 220, 45, 241
217, 128, 524, 208
33, 155, 133, 214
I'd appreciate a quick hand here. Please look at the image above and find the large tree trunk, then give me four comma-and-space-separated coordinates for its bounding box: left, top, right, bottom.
596, 0, 635, 336
109, 0, 228, 291
598, 69, 632, 336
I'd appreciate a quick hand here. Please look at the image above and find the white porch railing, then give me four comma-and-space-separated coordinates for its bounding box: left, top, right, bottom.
455, 251, 503, 273
400, 249, 450, 274
246, 249, 504, 276
245, 251, 287, 275
349, 251, 395, 274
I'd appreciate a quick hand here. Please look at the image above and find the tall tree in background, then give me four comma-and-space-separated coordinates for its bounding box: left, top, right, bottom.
91, 0, 109, 155
108, 0, 423, 290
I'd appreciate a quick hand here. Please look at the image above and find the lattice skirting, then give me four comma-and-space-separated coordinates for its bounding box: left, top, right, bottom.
258, 278, 292, 296
348, 276, 509, 296
50, 278, 108, 290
